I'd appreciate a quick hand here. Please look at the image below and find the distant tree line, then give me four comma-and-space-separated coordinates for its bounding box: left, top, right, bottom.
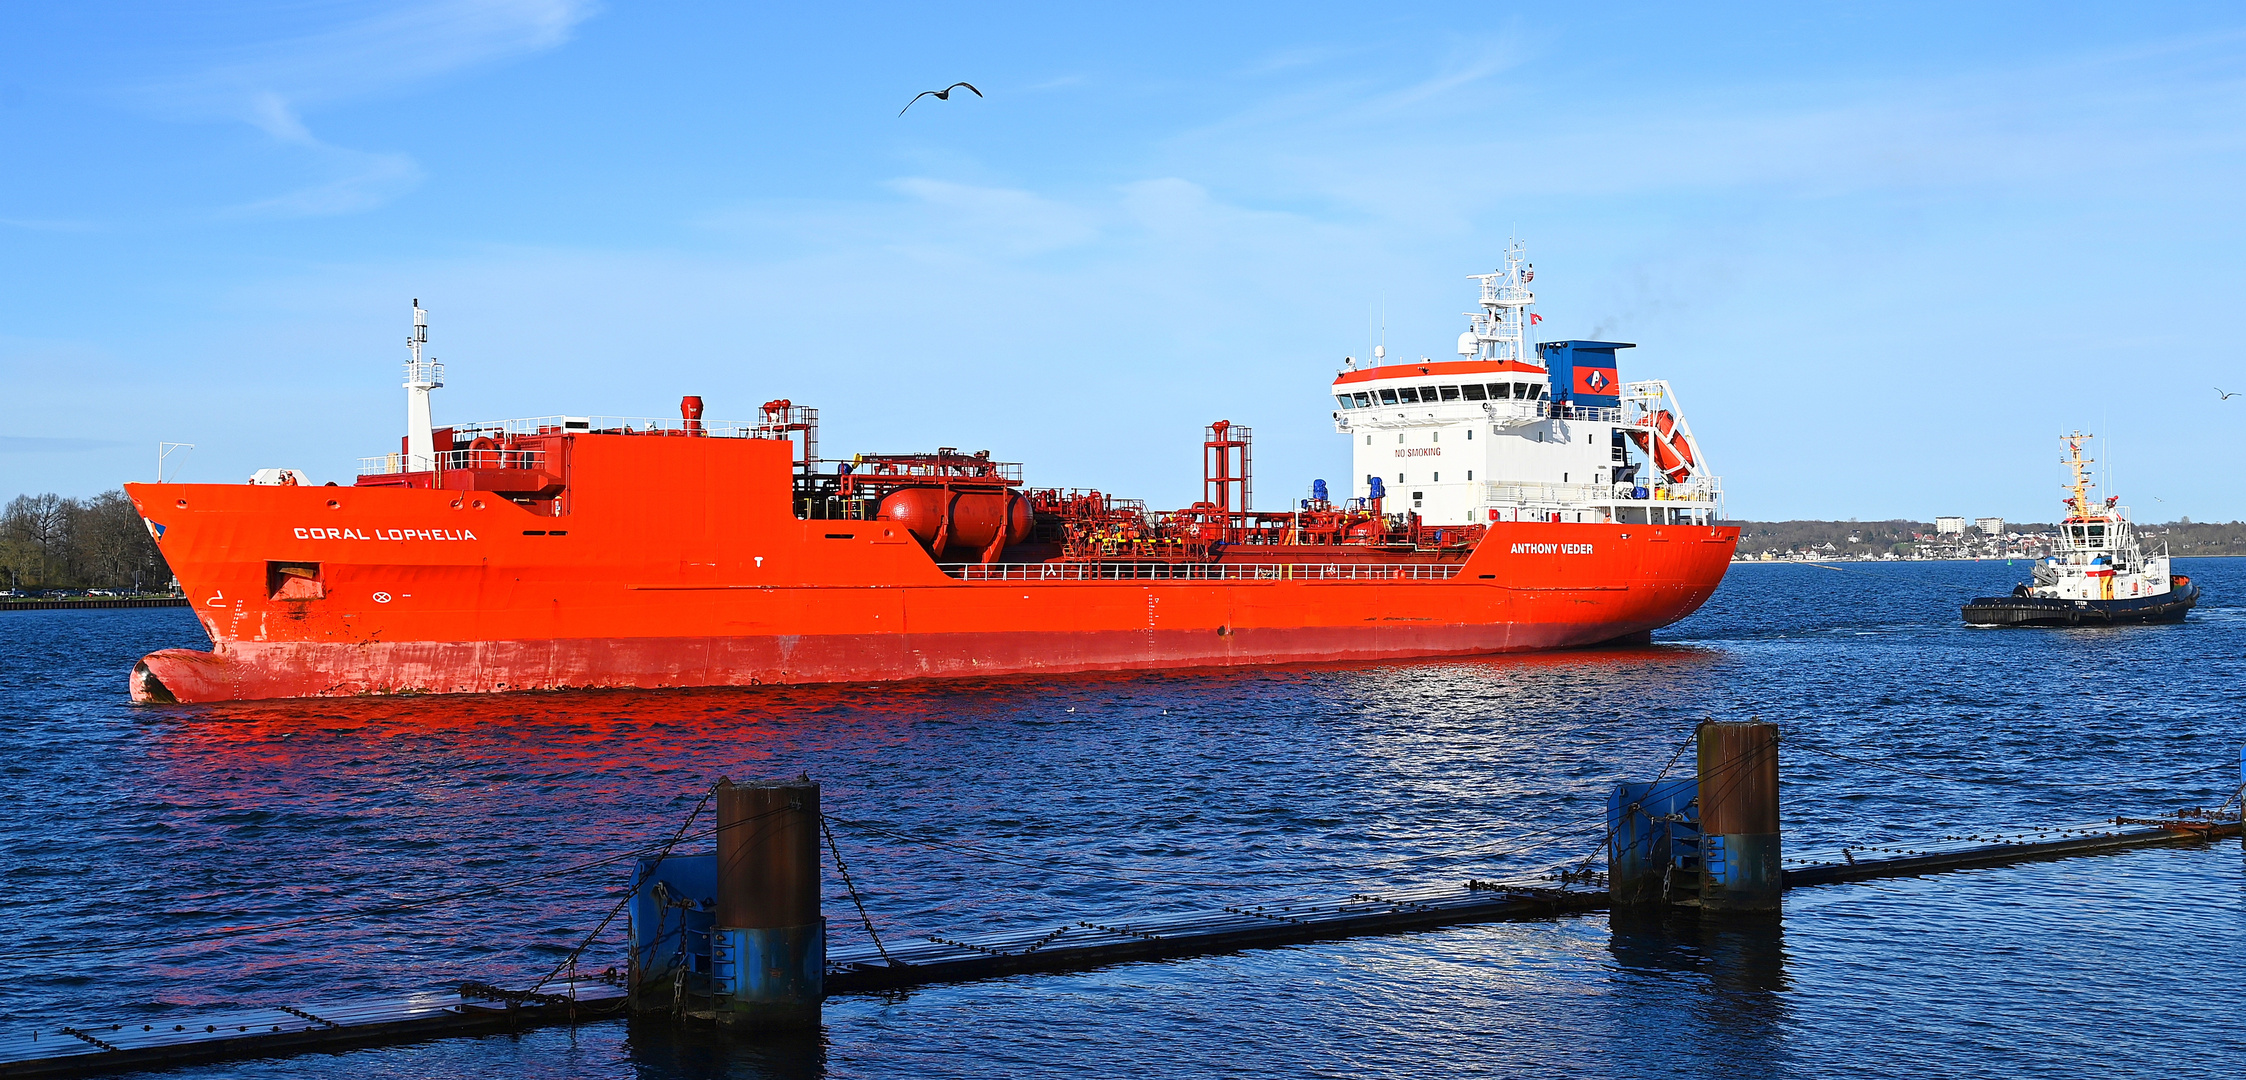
2136, 520, 2246, 557
1723, 519, 1929, 559
0, 490, 173, 592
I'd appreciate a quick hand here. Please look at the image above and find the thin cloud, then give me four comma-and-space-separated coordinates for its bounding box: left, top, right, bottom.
216, 92, 427, 218
124, 0, 596, 218
132, 0, 597, 121
222, 149, 426, 220
1148, 26, 2246, 226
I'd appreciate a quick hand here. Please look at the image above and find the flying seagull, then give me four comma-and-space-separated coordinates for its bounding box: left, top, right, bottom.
2218, 387, 2240, 400
900, 82, 982, 116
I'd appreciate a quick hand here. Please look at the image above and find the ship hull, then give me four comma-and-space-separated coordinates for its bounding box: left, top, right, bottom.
1961, 581, 2200, 627
127, 613, 1692, 704
123, 437, 1737, 704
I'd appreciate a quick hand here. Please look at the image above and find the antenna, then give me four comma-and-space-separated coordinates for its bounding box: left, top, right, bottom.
403, 298, 444, 471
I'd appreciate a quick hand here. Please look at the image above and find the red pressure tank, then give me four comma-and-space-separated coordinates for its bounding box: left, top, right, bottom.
877, 488, 1033, 555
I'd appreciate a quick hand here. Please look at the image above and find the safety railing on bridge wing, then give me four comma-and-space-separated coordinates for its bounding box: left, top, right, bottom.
358, 447, 550, 476
936, 562, 1464, 583
446, 415, 801, 440
1481, 400, 1624, 426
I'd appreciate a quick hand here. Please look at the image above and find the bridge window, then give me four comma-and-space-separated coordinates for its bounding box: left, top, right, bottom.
1352, 392, 1371, 407
1397, 387, 1420, 403
1334, 394, 1356, 409
1379, 388, 1399, 404
1462, 384, 1487, 400
1493, 383, 1511, 399
1418, 385, 1438, 401
1439, 385, 1461, 400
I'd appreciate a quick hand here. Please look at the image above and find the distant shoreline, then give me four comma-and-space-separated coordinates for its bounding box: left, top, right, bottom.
1730, 554, 2243, 566
0, 597, 187, 611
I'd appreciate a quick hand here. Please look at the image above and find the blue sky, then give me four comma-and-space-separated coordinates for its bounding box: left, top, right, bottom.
4, 2, 2244, 523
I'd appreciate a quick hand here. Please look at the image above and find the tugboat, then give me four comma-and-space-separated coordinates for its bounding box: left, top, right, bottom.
1962, 432, 2198, 627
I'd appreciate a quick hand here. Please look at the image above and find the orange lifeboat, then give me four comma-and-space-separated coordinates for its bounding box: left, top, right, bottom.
1627, 410, 1698, 484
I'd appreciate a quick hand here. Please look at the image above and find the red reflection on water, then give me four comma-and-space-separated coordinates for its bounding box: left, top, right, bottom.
150, 643, 1726, 743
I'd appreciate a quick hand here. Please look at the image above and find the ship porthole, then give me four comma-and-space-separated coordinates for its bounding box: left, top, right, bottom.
327, 500, 341, 509
175, 499, 187, 507
471, 499, 485, 509
450, 498, 463, 509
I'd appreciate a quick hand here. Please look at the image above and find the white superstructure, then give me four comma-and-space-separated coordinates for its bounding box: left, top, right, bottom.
2020, 432, 2172, 602
403, 299, 444, 472
1329, 244, 1722, 528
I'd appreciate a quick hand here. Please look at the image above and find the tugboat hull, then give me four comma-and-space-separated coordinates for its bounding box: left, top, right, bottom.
1962, 578, 2199, 627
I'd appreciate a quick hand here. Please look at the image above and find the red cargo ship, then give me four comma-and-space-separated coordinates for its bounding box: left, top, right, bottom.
124, 246, 1737, 703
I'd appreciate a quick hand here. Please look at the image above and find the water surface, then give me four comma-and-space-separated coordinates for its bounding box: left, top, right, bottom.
2, 558, 2240, 1077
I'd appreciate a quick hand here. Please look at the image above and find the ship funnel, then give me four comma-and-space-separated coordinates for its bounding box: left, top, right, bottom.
682, 395, 704, 435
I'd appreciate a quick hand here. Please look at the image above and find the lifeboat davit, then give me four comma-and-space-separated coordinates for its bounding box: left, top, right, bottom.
1627, 410, 1698, 484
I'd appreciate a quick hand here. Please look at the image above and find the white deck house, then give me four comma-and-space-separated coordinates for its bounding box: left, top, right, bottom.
1330, 246, 1722, 528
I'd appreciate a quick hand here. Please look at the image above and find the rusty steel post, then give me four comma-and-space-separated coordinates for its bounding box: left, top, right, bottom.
713, 776, 824, 1029
1697, 722, 1782, 912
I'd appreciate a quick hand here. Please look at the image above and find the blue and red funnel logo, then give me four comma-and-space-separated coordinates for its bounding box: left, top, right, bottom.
1574, 367, 1616, 396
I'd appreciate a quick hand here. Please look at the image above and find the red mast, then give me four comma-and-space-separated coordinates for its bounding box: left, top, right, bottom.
1203, 421, 1251, 521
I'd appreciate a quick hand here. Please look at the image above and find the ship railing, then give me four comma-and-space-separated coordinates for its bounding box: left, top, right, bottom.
1546, 402, 1623, 422
1480, 401, 1625, 426
448, 415, 793, 439
818, 458, 1026, 483
1483, 481, 1614, 505
358, 448, 550, 476
1481, 478, 1723, 507
437, 447, 547, 471
936, 562, 1465, 583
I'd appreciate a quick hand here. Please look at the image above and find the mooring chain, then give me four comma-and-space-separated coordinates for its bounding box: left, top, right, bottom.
59, 1027, 121, 1052
530, 782, 720, 996
1572, 725, 1704, 880
1018, 925, 1073, 954
926, 933, 1008, 957
820, 815, 900, 966
277, 1005, 338, 1029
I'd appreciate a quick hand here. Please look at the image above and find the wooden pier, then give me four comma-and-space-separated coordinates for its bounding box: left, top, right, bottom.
0, 979, 624, 1079
2, 810, 2233, 1077
1782, 811, 2239, 887
824, 882, 1606, 993
820, 810, 2238, 994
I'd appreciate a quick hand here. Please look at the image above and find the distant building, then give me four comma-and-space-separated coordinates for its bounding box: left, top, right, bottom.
1935, 516, 1966, 535
1975, 517, 2004, 534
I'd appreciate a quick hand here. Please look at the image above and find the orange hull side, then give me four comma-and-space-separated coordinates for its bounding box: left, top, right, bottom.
123, 434, 1738, 703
